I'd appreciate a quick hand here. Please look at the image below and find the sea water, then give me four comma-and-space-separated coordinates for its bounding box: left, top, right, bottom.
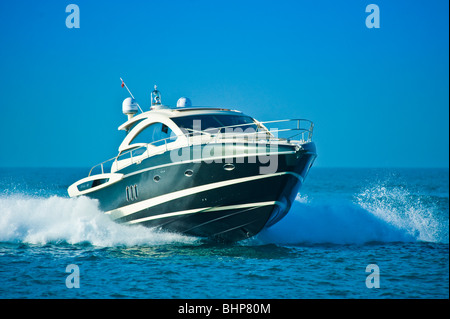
0, 167, 448, 299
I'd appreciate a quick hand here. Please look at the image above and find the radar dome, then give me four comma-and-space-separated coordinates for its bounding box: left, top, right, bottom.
122, 97, 138, 119
177, 97, 192, 108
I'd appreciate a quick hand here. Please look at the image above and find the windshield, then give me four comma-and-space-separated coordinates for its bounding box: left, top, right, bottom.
130, 122, 176, 146
171, 114, 258, 134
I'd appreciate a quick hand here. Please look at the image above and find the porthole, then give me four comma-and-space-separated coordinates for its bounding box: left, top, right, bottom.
223, 163, 235, 171
153, 175, 160, 182
184, 169, 194, 177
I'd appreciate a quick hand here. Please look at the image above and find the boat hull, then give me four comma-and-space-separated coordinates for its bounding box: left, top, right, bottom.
80, 142, 316, 242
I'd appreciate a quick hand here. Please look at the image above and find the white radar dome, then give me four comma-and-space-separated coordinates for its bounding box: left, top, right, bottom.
122, 97, 138, 115
122, 97, 138, 119
177, 97, 192, 108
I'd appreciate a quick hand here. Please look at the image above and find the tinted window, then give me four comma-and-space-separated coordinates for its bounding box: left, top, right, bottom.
77, 178, 109, 191
130, 123, 175, 146
172, 115, 257, 133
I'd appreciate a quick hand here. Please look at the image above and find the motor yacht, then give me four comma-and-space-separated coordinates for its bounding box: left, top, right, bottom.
68, 85, 317, 242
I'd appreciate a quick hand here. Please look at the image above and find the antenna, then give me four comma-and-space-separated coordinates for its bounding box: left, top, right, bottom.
120, 77, 143, 113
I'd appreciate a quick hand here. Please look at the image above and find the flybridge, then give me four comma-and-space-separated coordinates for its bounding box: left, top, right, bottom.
90, 80, 315, 178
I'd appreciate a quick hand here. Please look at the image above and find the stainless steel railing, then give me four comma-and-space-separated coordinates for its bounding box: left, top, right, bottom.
88, 119, 314, 176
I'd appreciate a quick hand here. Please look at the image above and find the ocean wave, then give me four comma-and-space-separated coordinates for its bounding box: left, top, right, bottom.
355, 184, 447, 243
255, 186, 448, 245
0, 195, 199, 247
0, 182, 446, 247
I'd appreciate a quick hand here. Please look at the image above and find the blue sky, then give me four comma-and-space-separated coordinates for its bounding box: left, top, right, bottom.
0, 0, 448, 168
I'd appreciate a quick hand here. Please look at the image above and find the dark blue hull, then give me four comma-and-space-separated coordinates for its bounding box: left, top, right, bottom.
82, 142, 316, 242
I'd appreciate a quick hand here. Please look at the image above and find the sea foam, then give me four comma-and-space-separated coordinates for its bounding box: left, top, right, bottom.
0, 195, 198, 246
256, 185, 447, 245
0, 182, 446, 246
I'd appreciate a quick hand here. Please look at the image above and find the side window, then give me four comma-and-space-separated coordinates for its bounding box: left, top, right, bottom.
130, 123, 175, 146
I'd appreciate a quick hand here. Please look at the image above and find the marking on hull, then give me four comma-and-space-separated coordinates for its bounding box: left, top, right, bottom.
104, 171, 300, 220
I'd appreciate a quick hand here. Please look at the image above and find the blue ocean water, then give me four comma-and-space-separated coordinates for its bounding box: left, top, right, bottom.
0, 167, 448, 299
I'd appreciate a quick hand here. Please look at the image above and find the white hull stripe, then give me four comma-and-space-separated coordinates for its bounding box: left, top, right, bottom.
105, 171, 302, 220
124, 201, 283, 225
